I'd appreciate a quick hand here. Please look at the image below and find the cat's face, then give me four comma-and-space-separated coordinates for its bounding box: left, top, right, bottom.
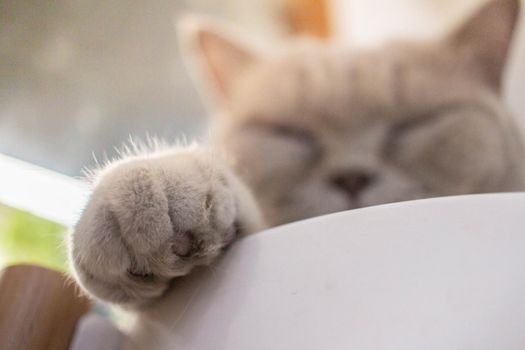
184, 0, 524, 226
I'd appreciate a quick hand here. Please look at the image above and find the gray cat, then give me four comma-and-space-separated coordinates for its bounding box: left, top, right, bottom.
70, 0, 525, 307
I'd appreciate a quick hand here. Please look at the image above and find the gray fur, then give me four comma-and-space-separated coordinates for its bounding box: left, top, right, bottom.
70, 0, 525, 306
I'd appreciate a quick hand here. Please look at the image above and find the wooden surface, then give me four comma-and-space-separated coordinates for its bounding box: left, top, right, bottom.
0, 265, 91, 350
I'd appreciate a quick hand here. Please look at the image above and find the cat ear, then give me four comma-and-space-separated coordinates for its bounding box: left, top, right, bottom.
178, 16, 260, 106
447, 0, 520, 90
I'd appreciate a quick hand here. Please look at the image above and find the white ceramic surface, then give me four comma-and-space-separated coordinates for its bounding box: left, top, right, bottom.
129, 193, 525, 350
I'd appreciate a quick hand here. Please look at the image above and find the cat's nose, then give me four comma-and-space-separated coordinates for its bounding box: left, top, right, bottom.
330, 169, 376, 197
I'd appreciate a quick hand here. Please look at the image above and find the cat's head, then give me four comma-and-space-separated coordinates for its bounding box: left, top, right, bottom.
182, 0, 524, 226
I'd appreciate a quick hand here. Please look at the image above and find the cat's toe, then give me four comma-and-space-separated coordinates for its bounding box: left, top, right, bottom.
69, 155, 249, 305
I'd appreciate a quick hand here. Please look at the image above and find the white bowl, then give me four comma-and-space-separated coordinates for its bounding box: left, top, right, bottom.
128, 193, 525, 350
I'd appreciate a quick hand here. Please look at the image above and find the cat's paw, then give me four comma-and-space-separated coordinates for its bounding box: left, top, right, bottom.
69, 148, 262, 306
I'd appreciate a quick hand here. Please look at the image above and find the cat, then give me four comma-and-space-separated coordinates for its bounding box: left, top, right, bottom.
69, 0, 525, 307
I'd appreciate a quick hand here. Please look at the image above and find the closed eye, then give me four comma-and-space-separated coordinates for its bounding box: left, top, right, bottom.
244, 120, 324, 163
383, 103, 479, 157
270, 124, 315, 143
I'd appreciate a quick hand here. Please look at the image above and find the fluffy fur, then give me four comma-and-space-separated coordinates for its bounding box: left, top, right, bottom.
70, 0, 525, 306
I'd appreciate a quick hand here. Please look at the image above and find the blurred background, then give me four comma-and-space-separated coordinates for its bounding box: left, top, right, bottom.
0, 0, 524, 269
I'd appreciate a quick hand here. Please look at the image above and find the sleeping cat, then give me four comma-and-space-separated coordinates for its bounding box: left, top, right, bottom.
70, 0, 525, 307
